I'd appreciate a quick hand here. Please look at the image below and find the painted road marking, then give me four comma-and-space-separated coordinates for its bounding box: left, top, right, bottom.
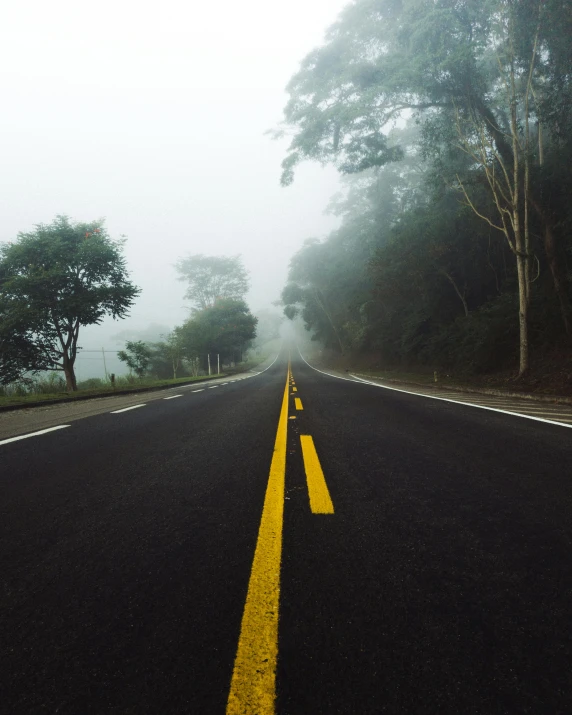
0, 425, 70, 447
300, 435, 334, 514
295, 397, 303, 410
110, 404, 145, 414
292, 387, 297, 392
208, 386, 219, 389
227, 365, 290, 715
297, 349, 572, 430
192, 389, 205, 393
350, 375, 572, 430
163, 395, 183, 400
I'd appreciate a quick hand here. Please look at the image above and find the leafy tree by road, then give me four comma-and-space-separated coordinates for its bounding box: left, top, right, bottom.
0, 216, 140, 390
117, 341, 152, 378
149, 331, 185, 379
178, 298, 257, 368
175, 254, 249, 310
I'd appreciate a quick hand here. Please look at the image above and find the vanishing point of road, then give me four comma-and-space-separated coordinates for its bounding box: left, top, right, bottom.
1, 347, 572, 713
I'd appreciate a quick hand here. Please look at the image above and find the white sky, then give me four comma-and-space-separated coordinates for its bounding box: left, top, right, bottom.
0, 0, 346, 373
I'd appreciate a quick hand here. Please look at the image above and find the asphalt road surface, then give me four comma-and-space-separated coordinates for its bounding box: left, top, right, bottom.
2, 348, 572, 714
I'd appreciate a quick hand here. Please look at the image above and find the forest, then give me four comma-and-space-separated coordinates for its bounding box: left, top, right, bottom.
279, 0, 572, 383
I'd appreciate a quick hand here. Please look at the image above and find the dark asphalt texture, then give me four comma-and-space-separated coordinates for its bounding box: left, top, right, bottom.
2, 349, 572, 714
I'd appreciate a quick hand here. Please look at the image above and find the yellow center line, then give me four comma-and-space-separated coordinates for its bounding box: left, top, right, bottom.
300, 435, 334, 514
226, 363, 291, 715
292, 387, 297, 392
295, 398, 303, 410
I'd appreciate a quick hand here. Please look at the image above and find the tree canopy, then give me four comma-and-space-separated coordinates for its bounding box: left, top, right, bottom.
0, 215, 140, 389
175, 254, 249, 310
278, 0, 572, 378
177, 298, 258, 367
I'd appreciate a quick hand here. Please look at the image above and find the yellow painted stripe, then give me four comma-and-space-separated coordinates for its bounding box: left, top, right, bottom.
295, 398, 303, 410
226, 364, 290, 715
300, 435, 334, 514
292, 387, 297, 392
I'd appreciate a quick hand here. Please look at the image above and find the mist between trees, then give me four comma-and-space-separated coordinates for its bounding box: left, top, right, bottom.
277, 0, 572, 381
0, 217, 279, 392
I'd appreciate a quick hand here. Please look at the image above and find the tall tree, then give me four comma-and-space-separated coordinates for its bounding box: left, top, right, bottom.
178, 298, 257, 367
277, 0, 572, 373
0, 216, 140, 390
175, 254, 249, 310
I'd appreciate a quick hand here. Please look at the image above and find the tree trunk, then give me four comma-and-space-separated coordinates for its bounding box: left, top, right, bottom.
540, 217, 572, 335
516, 253, 530, 376
314, 288, 344, 353
527, 193, 572, 334
473, 97, 571, 335
63, 359, 77, 391
440, 270, 469, 317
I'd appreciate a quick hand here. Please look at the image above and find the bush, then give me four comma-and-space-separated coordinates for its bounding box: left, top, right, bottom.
77, 377, 106, 390
423, 293, 518, 374
29, 374, 67, 394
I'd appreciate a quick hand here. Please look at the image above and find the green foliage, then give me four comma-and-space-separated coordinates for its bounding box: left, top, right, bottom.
148, 331, 185, 379
178, 298, 257, 366
0, 373, 215, 408
175, 254, 249, 310
117, 340, 152, 378
0, 215, 140, 389
278, 0, 572, 376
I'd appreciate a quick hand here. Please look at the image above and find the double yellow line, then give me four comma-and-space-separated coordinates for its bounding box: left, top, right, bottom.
226, 363, 333, 714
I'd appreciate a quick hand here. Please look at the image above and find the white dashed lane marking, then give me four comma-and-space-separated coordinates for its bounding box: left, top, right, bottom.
111, 405, 145, 414
0, 425, 71, 447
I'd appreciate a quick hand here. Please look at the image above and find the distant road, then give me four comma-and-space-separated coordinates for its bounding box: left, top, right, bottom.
2, 348, 572, 713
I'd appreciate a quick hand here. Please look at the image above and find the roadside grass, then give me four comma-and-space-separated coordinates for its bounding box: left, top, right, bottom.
0, 373, 226, 409
0, 347, 279, 410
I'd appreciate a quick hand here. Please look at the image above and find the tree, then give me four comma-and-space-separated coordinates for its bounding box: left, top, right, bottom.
178, 298, 257, 367
151, 331, 184, 379
175, 254, 249, 310
0, 216, 140, 390
277, 0, 572, 373
117, 341, 152, 378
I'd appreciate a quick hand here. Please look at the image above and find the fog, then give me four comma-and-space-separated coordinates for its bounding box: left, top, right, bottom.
1, 0, 346, 377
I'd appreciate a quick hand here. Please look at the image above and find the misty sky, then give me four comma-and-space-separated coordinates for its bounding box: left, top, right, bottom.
1, 0, 346, 374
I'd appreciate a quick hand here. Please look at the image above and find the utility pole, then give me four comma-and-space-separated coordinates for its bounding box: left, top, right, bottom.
207, 353, 211, 376
217, 354, 220, 375
102, 347, 108, 380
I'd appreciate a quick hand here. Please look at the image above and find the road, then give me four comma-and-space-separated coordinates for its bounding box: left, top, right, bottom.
2, 348, 572, 714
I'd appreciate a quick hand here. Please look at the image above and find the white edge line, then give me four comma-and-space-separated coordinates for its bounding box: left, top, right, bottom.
111, 404, 145, 414
163, 395, 183, 399
351, 375, 572, 429
297, 348, 572, 430
0, 424, 71, 446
